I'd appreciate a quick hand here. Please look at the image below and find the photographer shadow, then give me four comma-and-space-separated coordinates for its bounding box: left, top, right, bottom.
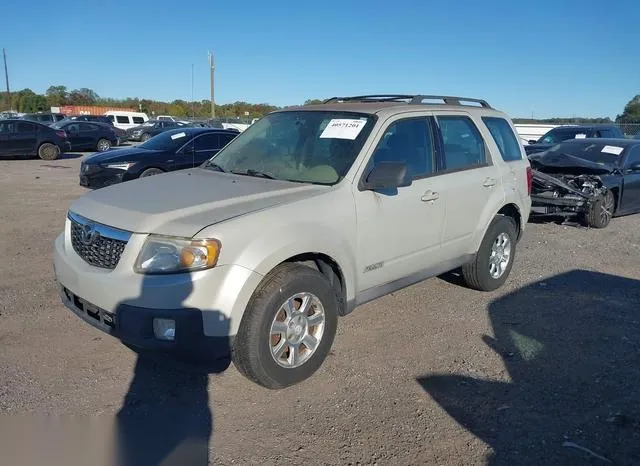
114, 271, 231, 466
418, 270, 640, 465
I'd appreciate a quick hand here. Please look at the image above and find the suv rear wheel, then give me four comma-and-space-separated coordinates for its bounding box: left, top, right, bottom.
462, 215, 518, 291
232, 263, 338, 389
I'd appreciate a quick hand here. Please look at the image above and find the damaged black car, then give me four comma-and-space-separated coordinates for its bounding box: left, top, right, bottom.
528, 138, 640, 228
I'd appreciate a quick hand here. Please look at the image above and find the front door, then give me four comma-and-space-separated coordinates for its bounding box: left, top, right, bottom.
620, 146, 640, 214
354, 115, 445, 293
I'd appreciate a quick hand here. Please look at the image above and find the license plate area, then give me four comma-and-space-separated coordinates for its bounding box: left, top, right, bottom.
62, 286, 116, 331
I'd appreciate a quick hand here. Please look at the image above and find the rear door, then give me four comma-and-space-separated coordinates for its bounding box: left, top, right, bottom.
10, 121, 39, 155
482, 116, 531, 215
432, 113, 505, 257
78, 123, 99, 149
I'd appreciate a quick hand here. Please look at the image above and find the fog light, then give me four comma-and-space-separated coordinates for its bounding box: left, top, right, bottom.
153, 318, 175, 341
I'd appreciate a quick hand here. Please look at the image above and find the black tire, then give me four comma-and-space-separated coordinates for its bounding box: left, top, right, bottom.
141, 133, 151, 142
232, 263, 338, 389
584, 190, 614, 229
38, 142, 59, 161
96, 138, 111, 152
139, 168, 164, 177
462, 215, 518, 292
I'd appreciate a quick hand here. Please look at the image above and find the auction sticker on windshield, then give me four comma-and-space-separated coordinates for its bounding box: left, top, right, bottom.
601, 145, 624, 155
320, 119, 367, 140
171, 132, 186, 140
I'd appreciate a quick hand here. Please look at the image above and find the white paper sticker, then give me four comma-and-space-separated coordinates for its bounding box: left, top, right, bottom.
170, 131, 186, 140
601, 145, 624, 155
320, 119, 367, 140
574, 134, 586, 139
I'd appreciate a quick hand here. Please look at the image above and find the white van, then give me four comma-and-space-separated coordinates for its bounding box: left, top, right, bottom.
104, 111, 149, 130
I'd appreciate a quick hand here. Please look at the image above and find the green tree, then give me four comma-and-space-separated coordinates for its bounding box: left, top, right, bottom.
616, 95, 640, 123
304, 99, 323, 105
67, 88, 99, 105
45, 85, 68, 107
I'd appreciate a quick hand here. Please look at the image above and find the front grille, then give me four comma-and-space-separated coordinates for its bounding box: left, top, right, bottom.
68, 212, 131, 269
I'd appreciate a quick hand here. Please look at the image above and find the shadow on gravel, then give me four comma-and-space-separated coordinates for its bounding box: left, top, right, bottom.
417, 270, 640, 465
115, 272, 231, 466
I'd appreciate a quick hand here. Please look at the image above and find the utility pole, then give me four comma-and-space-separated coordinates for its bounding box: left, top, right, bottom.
2, 48, 10, 111
191, 63, 195, 118
208, 51, 215, 119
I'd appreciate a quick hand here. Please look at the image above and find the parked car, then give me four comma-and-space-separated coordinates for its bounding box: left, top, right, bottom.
60, 115, 128, 144
21, 112, 67, 124
125, 119, 188, 142
55, 94, 531, 389
51, 120, 119, 152
0, 119, 68, 160
529, 138, 640, 228
78, 127, 238, 188
525, 125, 624, 155
104, 111, 149, 130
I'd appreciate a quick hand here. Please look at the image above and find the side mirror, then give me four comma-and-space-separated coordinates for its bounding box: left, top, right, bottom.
628, 161, 640, 172
362, 162, 412, 191
528, 139, 537, 145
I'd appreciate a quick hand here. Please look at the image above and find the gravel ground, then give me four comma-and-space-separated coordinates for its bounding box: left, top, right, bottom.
1, 154, 639, 466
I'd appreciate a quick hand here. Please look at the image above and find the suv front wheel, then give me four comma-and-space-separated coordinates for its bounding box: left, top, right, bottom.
232, 263, 338, 389
462, 215, 518, 292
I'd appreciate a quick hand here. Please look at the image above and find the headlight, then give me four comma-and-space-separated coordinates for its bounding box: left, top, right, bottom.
103, 162, 135, 170
134, 235, 221, 274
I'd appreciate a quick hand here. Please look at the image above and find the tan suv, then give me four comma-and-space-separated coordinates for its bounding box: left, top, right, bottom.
53, 94, 532, 389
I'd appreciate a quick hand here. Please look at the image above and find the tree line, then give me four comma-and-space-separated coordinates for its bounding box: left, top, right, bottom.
1, 88, 639, 123
0, 86, 280, 119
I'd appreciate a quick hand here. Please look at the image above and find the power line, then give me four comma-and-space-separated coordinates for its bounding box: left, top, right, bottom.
208, 51, 215, 119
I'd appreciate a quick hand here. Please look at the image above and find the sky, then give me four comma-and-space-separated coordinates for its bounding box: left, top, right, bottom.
2, 0, 639, 118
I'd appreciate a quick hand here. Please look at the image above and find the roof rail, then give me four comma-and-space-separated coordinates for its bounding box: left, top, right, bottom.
322, 94, 492, 109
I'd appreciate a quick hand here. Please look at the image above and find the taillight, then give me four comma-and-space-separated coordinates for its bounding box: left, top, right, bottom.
56, 130, 67, 139
526, 166, 532, 196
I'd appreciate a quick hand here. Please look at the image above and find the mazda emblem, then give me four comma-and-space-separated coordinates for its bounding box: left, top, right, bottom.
80, 223, 98, 245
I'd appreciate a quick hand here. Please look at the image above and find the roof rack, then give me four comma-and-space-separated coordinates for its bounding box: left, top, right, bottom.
322, 94, 492, 109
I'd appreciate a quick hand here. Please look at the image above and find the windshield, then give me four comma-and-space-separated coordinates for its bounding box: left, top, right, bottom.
545, 141, 626, 165
138, 129, 191, 150
206, 111, 375, 185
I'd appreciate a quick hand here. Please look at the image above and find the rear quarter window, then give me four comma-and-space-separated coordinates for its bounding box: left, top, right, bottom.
132, 117, 144, 124
116, 116, 130, 124
482, 117, 523, 162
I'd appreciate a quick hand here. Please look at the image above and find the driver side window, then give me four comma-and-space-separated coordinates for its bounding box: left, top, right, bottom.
370, 117, 434, 179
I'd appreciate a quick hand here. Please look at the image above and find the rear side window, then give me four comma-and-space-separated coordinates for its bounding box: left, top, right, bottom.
132, 117, 144, 124
370, 117, 434, 179
482, 117, 522, 162
79, 123, 97, 131
220, 133, 236, 146
437, 116, 486, 171
116, 116, 130, 124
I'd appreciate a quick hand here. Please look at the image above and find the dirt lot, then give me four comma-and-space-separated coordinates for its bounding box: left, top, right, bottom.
1, 154, 640, 466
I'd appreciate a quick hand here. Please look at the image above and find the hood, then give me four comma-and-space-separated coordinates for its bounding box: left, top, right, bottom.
83, 146, 160, 164
528, 151, 616, 175
68, 168, 330, 237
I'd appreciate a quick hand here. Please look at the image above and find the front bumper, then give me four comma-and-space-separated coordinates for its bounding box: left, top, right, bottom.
79, 166, 126, 188
53, 227, 262, 354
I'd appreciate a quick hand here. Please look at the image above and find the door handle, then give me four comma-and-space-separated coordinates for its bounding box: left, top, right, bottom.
483, 177, 497, 188
421, 190, 440, 202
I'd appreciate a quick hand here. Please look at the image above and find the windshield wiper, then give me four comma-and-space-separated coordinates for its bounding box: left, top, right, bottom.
204, 161, 227, 172
230, 168, 278, 180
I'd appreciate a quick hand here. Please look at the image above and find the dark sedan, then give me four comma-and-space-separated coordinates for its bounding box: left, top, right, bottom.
79, 127, 238, 188
126, 120, 187, 142
525, 125, 624, 156
0, 119, 68, 160
529, 138, 640, 228
51, 120, 119, 152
